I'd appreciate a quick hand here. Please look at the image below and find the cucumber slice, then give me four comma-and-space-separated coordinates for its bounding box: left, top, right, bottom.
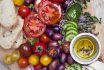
65, 26, 77, 31
62, 23, 75, 30
65, 66, 76, 70
67, 21, 78, 28
65, 30, 78, 36
71, 64, 82, 70
65, 34, 77, 42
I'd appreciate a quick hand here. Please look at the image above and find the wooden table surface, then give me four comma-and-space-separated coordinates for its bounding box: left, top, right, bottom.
0, 0, 104, 70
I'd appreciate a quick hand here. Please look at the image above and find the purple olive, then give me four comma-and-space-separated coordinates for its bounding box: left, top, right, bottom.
67, 55, 75, 64
24, 0, 34, 5
49, 41, 59, 47
42, 67, 48, 70
56, 47, 61, 55
52, 25, 61, 33
57, 65, 65, 70
61, 0, 72, 11
49, 59, 60, 70
45, 28, 54, 38
52, 33, 63, 41
60, 53, 67, 64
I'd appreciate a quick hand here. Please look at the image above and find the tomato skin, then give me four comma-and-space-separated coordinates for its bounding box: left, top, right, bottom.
49, 0, 63, 3
32, 42, 46, 56
40, 54, 52, 66
23, 12, 46, 38
13, 0, 24, 6
38, 0, 62, 25
34, 63, 42, 70
40, 34, 50, 44
29, 54, 39, 66
18, 57, 29, 68
18, 5, 31, 18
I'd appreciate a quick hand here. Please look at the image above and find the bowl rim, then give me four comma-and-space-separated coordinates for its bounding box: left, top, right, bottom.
70, 33, 101, 64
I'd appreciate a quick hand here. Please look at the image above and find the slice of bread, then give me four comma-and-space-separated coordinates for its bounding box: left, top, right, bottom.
0, 0, 18, 29
12, 31, 23, 49
0, 16, 24, 49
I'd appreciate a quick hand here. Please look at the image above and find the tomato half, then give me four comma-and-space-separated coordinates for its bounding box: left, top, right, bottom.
23, 12, 46, 38
32, 42, 46, 56
38, 0, 62, 25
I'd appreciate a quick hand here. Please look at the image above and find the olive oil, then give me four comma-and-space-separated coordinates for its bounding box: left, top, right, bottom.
74, 37, 96, 60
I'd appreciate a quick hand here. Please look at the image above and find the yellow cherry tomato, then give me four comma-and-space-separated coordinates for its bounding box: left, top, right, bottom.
40, 54, 52, 66
11, 50, 20, 62
29, 54, 39, 65
13, 0, 24, 6
4, 54, 13, 64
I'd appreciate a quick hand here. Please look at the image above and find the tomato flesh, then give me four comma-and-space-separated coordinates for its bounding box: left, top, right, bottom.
38, 0, 61, 25
23, 12, 46, 38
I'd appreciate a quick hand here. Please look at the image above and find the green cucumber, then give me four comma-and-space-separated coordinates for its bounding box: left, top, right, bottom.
65, 34, 77, 42
65, 26, 77, 31
62, 21, 77, 30
65, 30, 78, 36
67, 21, 78, 28
62, 23, 75, 30
71, 64, 82, 70
65, 66, 76, 70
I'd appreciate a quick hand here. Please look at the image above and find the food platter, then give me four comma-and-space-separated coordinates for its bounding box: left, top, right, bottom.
0, 0, 104, 70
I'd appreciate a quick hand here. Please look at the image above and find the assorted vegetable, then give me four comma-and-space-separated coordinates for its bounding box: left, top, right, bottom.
5, 0, 100, 70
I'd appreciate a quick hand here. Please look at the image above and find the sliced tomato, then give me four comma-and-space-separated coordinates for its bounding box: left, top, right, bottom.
38, 0, 62, 25
23, 12, 46, 38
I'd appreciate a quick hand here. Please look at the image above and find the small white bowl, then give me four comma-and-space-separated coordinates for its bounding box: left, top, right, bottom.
70, 33, 101, 64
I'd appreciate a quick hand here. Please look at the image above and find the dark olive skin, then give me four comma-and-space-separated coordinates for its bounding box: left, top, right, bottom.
49, 41, 59, 47
60, 53, 67, 64
18, 43, 32, 57
49, 59, 60, 70
52, 33, 63, 41
67, 55, 75, 64
57, 65, 65, 70
62, 42, 70, 53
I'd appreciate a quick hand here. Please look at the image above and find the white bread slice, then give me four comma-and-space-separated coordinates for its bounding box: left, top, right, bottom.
0, 16, 24, 49
0, 0, 18, 29
12, 31, 23, 49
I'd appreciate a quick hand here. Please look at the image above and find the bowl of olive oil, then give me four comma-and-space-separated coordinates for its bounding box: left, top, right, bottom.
70, 33, 101, 64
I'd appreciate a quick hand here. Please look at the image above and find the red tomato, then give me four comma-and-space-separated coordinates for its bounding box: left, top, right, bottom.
23, 12, 46, 38
18, 57, 29, 68
32, 42, 46, 56
40, 34, 50, 44
34, 63, 42, 70
49, 0, 63, 3
38, 0, 62, 25
18, 5, 31, 18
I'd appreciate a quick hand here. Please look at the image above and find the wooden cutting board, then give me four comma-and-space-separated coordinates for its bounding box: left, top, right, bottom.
0, 0, 104, 70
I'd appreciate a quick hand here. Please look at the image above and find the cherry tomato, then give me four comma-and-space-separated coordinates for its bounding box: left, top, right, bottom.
23, 12, 46, 38
38, 0, 62, 25
29, 54, 39, 66
32, 42, 46, 56
4, 54, 13, 64
49, 0, 63, 3
18, 57, 29, 68
13, 0, 24, 6
18, 43, 32, 57
40, 34, 50, 44
40, 54, 52, 66
18, 5, 31, 18
34, 63, 42, 70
